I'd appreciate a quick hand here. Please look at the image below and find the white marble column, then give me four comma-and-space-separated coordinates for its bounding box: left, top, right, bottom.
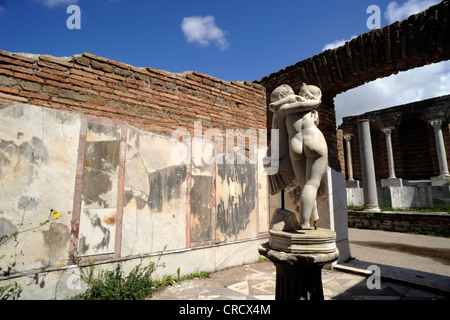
381, 127, 396, 179
343, 134, 354, 181
357, 119, 380, 212
429, 119, 450, 177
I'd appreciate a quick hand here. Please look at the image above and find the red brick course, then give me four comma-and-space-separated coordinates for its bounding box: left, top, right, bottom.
0, 50, 267, 137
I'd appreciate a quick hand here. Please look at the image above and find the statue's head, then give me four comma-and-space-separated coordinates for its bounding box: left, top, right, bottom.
270, 84, 295, 103
298, 83, 322, 102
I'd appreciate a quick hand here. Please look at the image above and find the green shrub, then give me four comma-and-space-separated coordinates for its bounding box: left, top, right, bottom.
68, 259, 156, 300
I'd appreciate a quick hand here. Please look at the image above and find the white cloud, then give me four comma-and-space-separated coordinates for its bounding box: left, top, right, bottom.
322, 35, 357, 51
181, 15, 229, 51
0, 6, 7, 15
384, 0, 441, 24
37, 0, 78, 8
335, 61, 450, 124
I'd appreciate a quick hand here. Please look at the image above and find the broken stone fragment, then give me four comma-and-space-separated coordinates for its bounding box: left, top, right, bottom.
270, 208, 300, 231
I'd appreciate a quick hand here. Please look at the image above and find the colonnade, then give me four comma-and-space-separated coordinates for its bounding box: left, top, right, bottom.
343, 119, 450, 211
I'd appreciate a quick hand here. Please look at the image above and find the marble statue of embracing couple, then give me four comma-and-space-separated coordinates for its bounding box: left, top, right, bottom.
265, 83, 328, 230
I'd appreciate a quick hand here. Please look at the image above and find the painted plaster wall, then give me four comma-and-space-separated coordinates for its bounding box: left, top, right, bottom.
0, 104, 80, 273
0, 103, 270, 298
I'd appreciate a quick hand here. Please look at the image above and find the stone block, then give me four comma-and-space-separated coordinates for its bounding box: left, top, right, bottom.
318, 168, 350, 262
431, 185, 450, 199
270, 208, 300, 231
431, 176, 450, 186
0, 75, 17, 86
74, 55, 90, 66
345, 180, 360, 188
381, 178, 403, 187
59, 88, 90, 102
90, 59, 114, 73
378, 186, 434, 209
346, 187, 364, 206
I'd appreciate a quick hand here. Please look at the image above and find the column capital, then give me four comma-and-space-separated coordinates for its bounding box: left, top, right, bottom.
343, 133, 354, 141
381, 127, 395, 135
429, 119, 444, 128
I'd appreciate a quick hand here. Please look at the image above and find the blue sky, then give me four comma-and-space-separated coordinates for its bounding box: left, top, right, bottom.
0, 0, 449, 123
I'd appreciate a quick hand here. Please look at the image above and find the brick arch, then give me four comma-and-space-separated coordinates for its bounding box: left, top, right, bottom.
256, 0, 450, 172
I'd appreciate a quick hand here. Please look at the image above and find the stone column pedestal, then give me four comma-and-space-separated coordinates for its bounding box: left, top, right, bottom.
258, 228, 339, 300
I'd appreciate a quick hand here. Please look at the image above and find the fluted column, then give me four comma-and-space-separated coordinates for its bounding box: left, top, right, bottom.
357, 119, 380, 212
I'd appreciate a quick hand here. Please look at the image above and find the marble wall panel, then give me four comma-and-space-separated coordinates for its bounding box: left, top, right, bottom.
0, 104, 80, 273
189, 137, 214, 244
215, 156, 257, 243
77, 120, 122, 257
0, 103, 270, 279
257, 147, 269, 234
122, 127, 187, 256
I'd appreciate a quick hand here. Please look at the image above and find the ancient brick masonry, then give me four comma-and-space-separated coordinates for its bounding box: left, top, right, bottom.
256, 0, 450, 97
0, 50, 267, 137
255, 0, 450, 172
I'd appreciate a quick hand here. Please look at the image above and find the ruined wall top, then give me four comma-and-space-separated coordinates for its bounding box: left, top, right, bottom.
255, 0, 450, 98
0, 50, 267, 136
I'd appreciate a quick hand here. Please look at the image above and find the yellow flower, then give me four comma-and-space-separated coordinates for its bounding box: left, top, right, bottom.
53, 211, 60, 219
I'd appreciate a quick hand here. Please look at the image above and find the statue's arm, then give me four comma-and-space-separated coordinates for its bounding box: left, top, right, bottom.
278, 99, 321, 116
269, 95, 301, 112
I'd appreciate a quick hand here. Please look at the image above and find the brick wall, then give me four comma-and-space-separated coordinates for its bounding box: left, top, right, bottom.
348, 210, 450, 234
336, 129, 345, 175
255, 1, 450, 98
0, 50, 267, 137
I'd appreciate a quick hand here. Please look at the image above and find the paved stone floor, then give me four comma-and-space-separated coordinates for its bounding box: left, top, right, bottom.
150, 229, 450, 301
149, 261, 449, 300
